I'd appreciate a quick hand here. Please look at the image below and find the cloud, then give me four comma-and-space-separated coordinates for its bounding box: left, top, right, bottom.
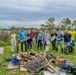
0, 0, 76, 14
0, 20, 45, 28
0, 0, 76, 28
0, 0, 45, 12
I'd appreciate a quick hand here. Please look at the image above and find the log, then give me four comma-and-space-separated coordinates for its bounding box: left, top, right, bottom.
20, 37, 30, 43
47, 67, 55, 73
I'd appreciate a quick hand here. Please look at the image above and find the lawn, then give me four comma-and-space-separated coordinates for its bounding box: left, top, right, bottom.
0, 44, 76, 75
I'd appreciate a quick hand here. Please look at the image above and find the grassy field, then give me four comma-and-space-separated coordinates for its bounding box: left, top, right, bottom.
0, 44, 76, 75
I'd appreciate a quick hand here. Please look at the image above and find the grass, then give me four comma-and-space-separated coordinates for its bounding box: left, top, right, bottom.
0, 43, 76, 75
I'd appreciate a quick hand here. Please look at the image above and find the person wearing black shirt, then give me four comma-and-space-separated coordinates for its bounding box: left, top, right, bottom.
27, 32, 32, 50
51, 29, 57, 50
35, 29, 39, 43
64, 30, 71, 45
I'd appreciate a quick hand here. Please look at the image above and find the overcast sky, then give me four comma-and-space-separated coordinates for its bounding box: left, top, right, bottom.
0, 0, 76, 28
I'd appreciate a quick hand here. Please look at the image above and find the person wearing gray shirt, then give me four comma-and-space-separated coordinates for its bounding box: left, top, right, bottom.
44, 30, 50, 49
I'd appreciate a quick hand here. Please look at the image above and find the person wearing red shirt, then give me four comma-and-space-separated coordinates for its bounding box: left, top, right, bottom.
30, 28, 35, 48
30, 29, 35, 37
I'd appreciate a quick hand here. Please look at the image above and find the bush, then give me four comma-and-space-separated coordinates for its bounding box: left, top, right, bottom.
0, 41, 7, 46
0, 31, 10, 46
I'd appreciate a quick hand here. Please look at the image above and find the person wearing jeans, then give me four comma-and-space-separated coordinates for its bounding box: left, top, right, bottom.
37, 30, 43, 49
64, 42, 70, 45
64, 29, 71, 46
56, 29, 64, 52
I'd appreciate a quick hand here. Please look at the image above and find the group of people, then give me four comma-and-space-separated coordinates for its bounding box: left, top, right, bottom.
10, 27, 76, 53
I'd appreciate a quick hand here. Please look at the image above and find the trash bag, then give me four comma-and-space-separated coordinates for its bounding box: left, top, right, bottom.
5, 57, 12, 61
73, 68, 76, 75
11, 57, 20, 66
46, 41, 50, 46
60, 60, 74, 73
64, 45, 74, 55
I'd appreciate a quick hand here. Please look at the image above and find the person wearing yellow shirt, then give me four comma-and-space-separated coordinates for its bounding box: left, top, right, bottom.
69, 27, 76, 46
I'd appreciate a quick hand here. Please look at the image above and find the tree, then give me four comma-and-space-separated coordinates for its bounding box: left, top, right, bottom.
61, 18, 71, 28
72, 20, 76, 27
41, 18, 55, 32
41, 24, 45, 29
60, 25, 65, 30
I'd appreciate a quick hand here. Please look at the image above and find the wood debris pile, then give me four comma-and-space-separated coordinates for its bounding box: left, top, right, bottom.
6, 51, 66, 75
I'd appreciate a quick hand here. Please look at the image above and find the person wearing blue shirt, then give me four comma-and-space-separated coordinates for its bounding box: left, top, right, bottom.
56, 29, 64, 52
37, 30, 43, 49
19, 28, 27, 51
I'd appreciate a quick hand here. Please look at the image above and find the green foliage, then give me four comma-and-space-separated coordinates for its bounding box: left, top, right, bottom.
61, 18, 71, 27
60, 18, 76, 29
0, 44, 76, 75
60, 25, 65, 30
0, 30, 10, 46
41, 17, 76, 30
41, 18, 55, 32
72, 20, 76, 26
61, 18, 71, 28
0, 41, 7, 46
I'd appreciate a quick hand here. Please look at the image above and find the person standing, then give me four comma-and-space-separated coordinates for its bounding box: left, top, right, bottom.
16, 31, 19, 52
30, 28, 35, 47
19, 28, 27, 51
30, 28, 35, 37
44, 30, 50, 50
42, 29, 46, 49
35, 29, 39, 43
27, 31, 32, 50
56, 29, 64, 52
64, 30, 71, 45
10, 30, 16, 53
37, 30, 43, 49
69, 27, 76, 46
51, 29, 57, 50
